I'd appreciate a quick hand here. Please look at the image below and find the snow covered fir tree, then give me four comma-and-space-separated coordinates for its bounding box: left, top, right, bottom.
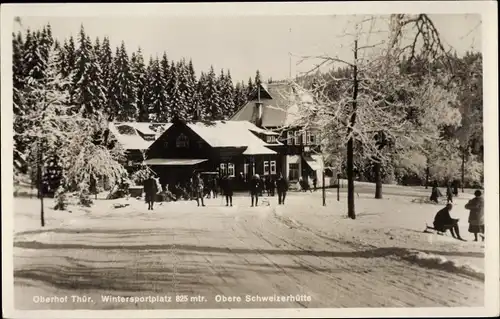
12, 23, 260, 206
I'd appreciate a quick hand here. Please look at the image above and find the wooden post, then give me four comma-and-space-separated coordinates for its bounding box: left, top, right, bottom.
425, 165, 430, 189
461, 148, 466, 193
38, 140, 45, 227
337, 173, 340, 201
322, 169, 326, 206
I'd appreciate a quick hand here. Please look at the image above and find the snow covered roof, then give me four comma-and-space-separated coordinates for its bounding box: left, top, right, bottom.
186, 120, 282, 150
108, 122, 172, 150
144, 158, 208, 166
231, 82, 316, 128
242, 144, 277, 155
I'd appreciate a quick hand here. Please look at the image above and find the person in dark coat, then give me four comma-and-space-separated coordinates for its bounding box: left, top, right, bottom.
276, 173, 289, 205
452, 180, 459, 196
465, 190, 485, 242
265, 177, 271, 196
270, 177, 276, 197
222, 174, 234, 207
446, 183, 453, 203
250, 174, 261, 207
144, 174, 158, 210
433, 204, 464, 240
429, 182, 442, 203
193, 173, 205, 207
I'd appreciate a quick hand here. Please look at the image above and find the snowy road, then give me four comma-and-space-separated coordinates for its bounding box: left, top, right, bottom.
13, 189, 484, 309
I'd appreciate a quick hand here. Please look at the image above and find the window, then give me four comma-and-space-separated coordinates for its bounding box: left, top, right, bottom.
289, 163, 300, 181
270, 160, 277, 175
176, 133, 189, 148
227, 163, 235, 177
287, 131, 294, 145
309, 131, 316, 145
244, 163, 249, 177
294, 131, 300, 145
263, 161, 270, 175
266, 135, 277, 143
142, 134, 156, 141
220, 163, 227, 175
302, 130, 307, 145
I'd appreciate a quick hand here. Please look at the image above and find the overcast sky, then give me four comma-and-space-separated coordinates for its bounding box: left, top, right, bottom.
15, 14, 481, 83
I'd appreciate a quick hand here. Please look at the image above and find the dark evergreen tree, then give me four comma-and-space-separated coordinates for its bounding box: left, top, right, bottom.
13, 32, 25, 114
144, 56, 168, 121
98, 36, 114, 119
218, 69, 235, 119
73, 25, 106, 117
194, 72, 207, 120
247, 77, 255, 99
13, 32, 28, 162
233, 81, 247, 111
170, 59, 189, 120
94, 37, 101, 59
166, 59, 180, 120
203, 66, 222, 120
109, 42, 137, 121
39, 25, 54, 65
23, 29, 45, 83
185, 59, 198, 122
131, 48, 148, 121
254, 69, 262, 87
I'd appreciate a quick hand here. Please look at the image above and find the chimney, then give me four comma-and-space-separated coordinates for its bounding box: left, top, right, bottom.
195, 104, 201, 121
255, 102, 263, 127
255, 83, 263, 127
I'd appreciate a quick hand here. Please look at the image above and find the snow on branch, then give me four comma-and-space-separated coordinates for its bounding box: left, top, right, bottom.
290, 45, 460, 168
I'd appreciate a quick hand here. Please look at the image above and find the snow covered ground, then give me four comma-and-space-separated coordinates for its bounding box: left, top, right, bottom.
12, 183, 484, 309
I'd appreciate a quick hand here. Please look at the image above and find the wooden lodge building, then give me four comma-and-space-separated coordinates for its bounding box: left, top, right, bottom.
108, 119, 284, 190
108, 81, 335, 190
231, 82, 334, 186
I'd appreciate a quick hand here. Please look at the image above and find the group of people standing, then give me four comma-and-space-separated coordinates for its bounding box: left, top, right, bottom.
430, 181, 459, 204
248, 173, 289, 206
432, 189, 485, 242
143, 171, 292, 209
191, 172, 290, 207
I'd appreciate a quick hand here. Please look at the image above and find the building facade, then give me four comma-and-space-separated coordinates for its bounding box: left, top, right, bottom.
107, 121, 171, 172
231, 82, 333, 186
143, 119, 283, 190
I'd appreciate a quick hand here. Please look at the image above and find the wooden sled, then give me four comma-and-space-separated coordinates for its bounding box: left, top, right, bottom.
423, 223, 449, 236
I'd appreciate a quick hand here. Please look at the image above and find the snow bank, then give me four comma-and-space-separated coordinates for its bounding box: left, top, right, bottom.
269, 188, 484, 278
401, 250, 484, 280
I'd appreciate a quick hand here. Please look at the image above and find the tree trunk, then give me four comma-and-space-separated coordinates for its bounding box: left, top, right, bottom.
425, 165, 430, 189
461, 149, 465, 193
347, 39, 358, 220
374, 161, 383, 199
347, 139, 355, 219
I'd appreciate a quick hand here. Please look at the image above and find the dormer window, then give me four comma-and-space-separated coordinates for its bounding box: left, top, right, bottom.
176, 133, 189, 148
143, 134, 156, 141
266, 135, 277, 143
287, 131, 294, 145
294, 131, 300, 145
309, 132, 316, 145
